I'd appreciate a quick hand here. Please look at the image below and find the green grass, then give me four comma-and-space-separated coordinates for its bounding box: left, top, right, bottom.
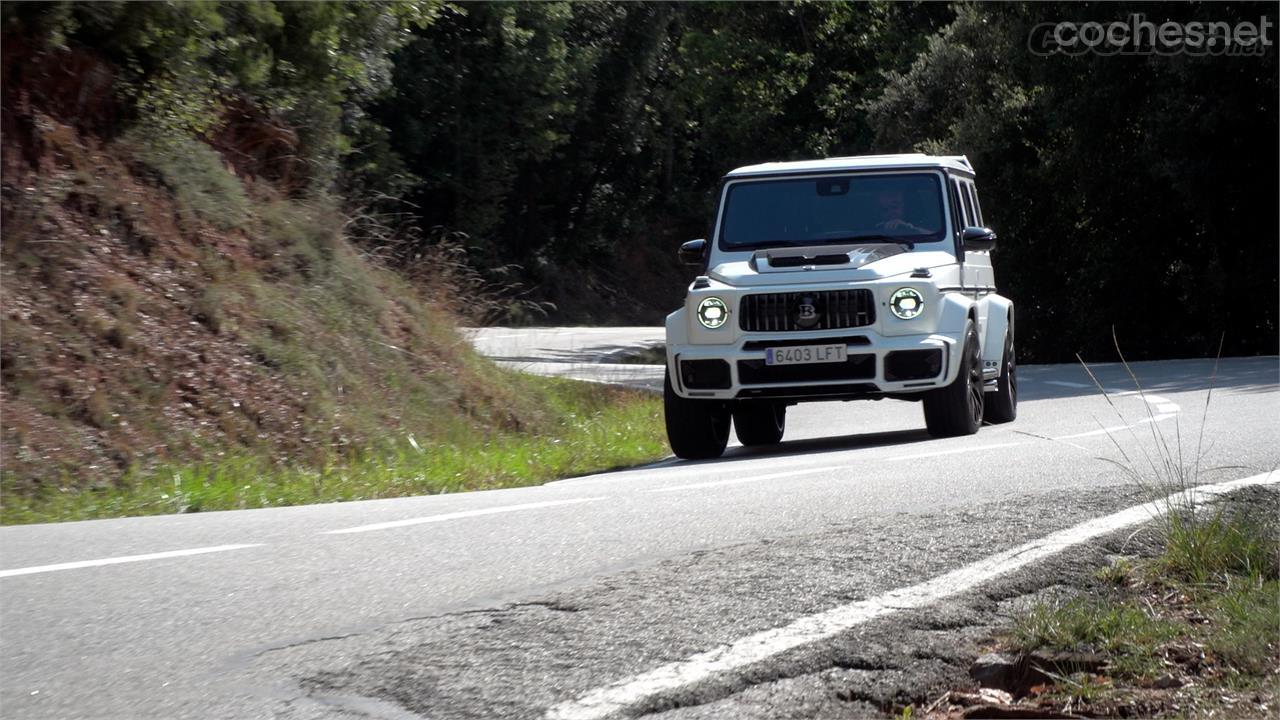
1009, 577, 1279, 688
1012, 597, 1183, 680
1005, 490, 1280, 703
1201, 579, 1280, 681
0, 377, 666, 524
1159, 507, 1279, 586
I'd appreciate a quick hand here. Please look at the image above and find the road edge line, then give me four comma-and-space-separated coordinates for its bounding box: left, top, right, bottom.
0, 543, 265, 579
324, 497, 607, 535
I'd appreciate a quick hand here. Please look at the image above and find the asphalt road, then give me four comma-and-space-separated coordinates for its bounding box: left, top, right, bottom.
1, 328, 1277, 720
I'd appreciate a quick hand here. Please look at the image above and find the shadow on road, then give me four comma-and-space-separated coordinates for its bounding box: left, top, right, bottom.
667, 427, 936, 469
1018, 356, 1278, 402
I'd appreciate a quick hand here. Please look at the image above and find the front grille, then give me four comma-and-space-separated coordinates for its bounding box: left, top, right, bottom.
739, 289, 875, 332
737, 353, 876, 385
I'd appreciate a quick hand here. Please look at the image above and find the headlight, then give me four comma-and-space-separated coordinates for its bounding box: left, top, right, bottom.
696, 296, 729, 329
889, 287, 925, 320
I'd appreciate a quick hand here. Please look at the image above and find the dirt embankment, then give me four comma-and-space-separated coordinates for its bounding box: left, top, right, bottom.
0, 40, 535, 493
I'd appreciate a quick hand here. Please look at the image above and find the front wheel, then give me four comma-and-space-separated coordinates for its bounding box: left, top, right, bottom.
923, 322, 984, 437
733, 402, 786, 446
664, 369, 730, 459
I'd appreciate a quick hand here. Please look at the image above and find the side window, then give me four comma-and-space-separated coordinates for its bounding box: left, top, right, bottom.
969, 184, 984, 226
959, 181, 975, 228
950, 179, 969, 229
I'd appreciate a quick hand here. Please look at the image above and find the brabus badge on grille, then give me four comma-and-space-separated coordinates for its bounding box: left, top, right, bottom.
796, 297, 819, 328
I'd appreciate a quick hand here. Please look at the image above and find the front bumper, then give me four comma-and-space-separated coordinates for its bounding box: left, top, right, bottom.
666, 330, 962, 401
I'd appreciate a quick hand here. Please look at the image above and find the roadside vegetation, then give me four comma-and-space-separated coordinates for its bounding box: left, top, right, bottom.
1005, 353, 1278, 717
995, 488, 1278, 718
917, 349, 1279, 718
0, 5, 668, 523
0, 117, 669, 523
2, 377, 664, 525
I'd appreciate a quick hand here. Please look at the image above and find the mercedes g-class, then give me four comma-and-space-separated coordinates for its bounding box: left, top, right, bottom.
664, 154, 1016, 459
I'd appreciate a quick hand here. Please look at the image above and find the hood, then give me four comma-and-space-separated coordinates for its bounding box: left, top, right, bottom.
708, 246, 955, 287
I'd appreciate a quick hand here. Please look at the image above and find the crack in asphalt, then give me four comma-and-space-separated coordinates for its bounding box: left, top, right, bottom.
251, 601, 584, 662
254, 633, 368, 659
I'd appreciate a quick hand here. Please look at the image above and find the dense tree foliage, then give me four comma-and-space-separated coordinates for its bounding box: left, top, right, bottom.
3, 0, 438, 187
866, 3, 1278, 361
3, 1, 1275, 360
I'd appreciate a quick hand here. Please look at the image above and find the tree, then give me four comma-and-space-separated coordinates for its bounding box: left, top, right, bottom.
866, 3, 1278, 361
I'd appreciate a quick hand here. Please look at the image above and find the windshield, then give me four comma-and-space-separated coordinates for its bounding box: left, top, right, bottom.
717, 172, 947, 249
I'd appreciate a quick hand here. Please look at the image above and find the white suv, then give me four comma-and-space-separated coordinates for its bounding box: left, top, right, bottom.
664, 154, 1016, 459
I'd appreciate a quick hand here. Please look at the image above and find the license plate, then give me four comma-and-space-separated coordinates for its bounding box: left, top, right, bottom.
764, 344, 847, 366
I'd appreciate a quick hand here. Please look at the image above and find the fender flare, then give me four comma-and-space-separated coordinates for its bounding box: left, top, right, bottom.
936, 292, 975, 337
665, 308, 689, 378
981, 294, 1014, 367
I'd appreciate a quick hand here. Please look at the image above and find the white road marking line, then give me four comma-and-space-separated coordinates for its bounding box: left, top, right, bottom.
1054, 412, 1178, 440
547, 471, 1279, 720
883, 441, 1023, 462
1157, 403, 1180, 414
648, 468, 829, 493
1054, 422, 1134, 440
1040, 384, 1177, 402
0, 544, 263, 579
324, 497, 605, 535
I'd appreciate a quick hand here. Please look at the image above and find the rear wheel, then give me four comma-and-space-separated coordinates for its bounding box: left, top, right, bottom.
923, 322, 984, 437
733, 402, 786, 446
985, 325, 1017, 424
664, 369, 730, 459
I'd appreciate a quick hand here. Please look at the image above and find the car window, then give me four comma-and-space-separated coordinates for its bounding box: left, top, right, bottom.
965, 182, 980, 226
969, 183, 984, 226
718, 173, 946, 249
955, 179, 974, 227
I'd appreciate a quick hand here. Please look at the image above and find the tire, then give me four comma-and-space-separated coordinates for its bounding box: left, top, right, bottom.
985, 324, 1017, 424
923, 321, 984, 437
664, 369, 730, 459
733, 402, 786, 446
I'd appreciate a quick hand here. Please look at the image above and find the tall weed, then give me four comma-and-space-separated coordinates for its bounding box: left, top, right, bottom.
1074, 331, 1273, 585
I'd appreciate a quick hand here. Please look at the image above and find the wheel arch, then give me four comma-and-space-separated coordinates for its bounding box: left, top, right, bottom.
980, 294, 1014, 366
664, 308, 689, 379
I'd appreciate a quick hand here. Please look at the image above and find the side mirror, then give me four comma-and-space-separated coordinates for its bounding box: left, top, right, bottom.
961, 227, 997, 251
678, 238, 707, 266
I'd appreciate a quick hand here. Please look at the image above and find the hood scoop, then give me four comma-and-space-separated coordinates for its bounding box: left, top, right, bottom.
751, 243, 907, 273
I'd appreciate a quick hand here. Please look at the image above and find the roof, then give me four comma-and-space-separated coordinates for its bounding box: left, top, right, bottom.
725, 153, 974, 178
